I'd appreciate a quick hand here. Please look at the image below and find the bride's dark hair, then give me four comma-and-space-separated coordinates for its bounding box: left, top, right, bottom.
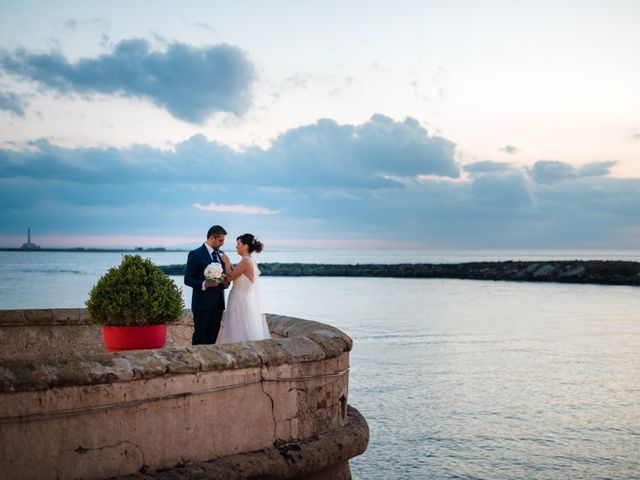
237, 233, 264, 254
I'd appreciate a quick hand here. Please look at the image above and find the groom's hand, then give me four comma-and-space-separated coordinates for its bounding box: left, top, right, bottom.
204, 280, 219, 288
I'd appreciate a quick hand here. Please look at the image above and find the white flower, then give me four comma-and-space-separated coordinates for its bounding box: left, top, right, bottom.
204, 262, 225, 282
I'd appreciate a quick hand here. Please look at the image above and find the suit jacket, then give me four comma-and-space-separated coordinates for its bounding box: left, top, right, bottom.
184, 244, 226, 310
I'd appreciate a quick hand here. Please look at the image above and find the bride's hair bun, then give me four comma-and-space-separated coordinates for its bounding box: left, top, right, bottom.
253, 238, 264, 253
238, 233, 264, 254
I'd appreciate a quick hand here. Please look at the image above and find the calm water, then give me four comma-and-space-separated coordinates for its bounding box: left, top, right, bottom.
1, 250, 639, 479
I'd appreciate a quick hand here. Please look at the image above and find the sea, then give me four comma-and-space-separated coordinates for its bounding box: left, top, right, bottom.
1, 248, 639, 479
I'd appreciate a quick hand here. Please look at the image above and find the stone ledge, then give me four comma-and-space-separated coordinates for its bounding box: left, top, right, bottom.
0, 309, 194, 327
109, 405, 369, 480
0, 313, 353, 393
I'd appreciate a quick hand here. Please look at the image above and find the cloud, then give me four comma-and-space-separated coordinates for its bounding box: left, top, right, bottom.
0, 115, 460, 188
500, 145, 520, 155
463, 160, 513, 175
193, 202, 281, 215
192, 22, 216, 34
529, 160, 616, 184
529, 160, 577, 184
1, 115, 639, 248
253, 115, 460, 187
283, 74, 309, 90
471, 170, 535, 210
0, 38, 256, 123
0, 91, 26, 116
63, 17, 110, 33
577, 160, 616, 177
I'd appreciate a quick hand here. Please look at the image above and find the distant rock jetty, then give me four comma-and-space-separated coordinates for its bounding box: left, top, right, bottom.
159, 260, 640, 286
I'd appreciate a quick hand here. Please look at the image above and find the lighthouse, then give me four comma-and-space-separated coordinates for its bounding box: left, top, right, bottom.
20, 228, 41, 250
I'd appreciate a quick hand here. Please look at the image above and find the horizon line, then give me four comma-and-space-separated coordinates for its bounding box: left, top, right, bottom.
0, 233, 438, 250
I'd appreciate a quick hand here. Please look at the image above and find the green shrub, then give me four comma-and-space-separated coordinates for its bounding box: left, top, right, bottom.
86, 255, 185, 326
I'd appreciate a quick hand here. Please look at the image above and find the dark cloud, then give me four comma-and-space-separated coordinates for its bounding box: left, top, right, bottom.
500, 145, 520, 155
0, 115, 460, 188
529, 160, 616, 185
533, 176, 640, 217
578, 160, 616, 177
0, 39, 256, 123
1, 115, 638, 247
0, 91, 26, 116
529, 160, 578, 184
255, 115, 459, 187
471, 171, 535, 210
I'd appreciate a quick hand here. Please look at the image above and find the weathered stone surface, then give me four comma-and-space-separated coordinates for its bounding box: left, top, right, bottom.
305, 333, 351, 359
0, 308, 192, 327
0, 311, 362, 480
0, 321, 193, 361
0, 312, 353, 393
249, 338, 296, 366
158, 260, 640, 286
23, 309, 56, 324
52, 308, 85, 324
107, 406, 368, 480
268, 315, 353, 354
0, 309, 25, 324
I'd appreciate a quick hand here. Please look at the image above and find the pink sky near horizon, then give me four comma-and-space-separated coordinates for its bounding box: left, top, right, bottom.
0, 234, 432, 250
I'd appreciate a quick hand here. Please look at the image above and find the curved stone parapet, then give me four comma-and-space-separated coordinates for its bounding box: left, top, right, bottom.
0, 310, 367, 480
112, 406, 368, 480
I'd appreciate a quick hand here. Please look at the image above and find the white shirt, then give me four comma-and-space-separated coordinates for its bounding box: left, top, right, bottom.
201, 243, 214, 291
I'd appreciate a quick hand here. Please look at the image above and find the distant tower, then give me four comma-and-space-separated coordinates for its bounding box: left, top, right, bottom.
20, 227, 40, 250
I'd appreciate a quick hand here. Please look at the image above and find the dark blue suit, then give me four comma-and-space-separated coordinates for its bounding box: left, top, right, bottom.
184, 244, 226, 344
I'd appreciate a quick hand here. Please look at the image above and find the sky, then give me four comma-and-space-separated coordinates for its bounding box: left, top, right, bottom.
0, 0, 639, 249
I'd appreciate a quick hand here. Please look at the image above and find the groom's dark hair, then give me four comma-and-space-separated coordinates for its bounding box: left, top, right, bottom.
207, 225, 227, 238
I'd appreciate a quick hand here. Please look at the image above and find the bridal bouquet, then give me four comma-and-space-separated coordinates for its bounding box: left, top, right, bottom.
204, 262, 225, 282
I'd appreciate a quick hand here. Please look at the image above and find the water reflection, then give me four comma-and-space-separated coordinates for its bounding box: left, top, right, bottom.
1, 252, 639, 478
261, 278, 640, 479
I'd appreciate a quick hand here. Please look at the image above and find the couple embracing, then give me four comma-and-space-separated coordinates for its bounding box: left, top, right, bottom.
184, 225, 271, 345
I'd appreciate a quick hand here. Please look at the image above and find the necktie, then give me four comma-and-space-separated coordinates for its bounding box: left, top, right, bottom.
212, 249, 219, 263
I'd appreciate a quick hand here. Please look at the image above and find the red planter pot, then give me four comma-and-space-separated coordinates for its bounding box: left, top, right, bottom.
102, 324, 167, 352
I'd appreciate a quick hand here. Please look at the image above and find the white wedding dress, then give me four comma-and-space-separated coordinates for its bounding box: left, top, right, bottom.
221, 257, 271, 343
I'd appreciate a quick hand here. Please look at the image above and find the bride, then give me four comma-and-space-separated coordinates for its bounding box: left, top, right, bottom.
219, 233, 271, 343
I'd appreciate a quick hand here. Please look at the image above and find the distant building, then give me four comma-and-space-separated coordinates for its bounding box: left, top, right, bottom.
20, 228, 41, 250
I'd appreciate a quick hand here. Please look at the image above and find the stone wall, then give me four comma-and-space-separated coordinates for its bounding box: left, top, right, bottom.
0, 310, 367, 479
0, 309, 194, 359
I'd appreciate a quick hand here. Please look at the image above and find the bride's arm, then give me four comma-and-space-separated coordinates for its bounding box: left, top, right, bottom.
221, 253, 233, 272
225, 258, 249, 282
220, 253, 233, 286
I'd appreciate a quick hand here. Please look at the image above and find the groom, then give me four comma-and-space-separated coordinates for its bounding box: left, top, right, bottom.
184, 225, 228, 344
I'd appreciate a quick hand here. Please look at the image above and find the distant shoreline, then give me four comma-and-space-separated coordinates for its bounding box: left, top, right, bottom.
160, 260, 640, 286
0, 248, 187, 253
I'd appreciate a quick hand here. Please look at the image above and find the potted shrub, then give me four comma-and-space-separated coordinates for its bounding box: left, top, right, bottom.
86, 255, 185, 352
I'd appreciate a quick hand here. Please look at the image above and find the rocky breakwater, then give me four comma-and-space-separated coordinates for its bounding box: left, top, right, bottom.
0, 310, 368, 480
160, 260, 640, 286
